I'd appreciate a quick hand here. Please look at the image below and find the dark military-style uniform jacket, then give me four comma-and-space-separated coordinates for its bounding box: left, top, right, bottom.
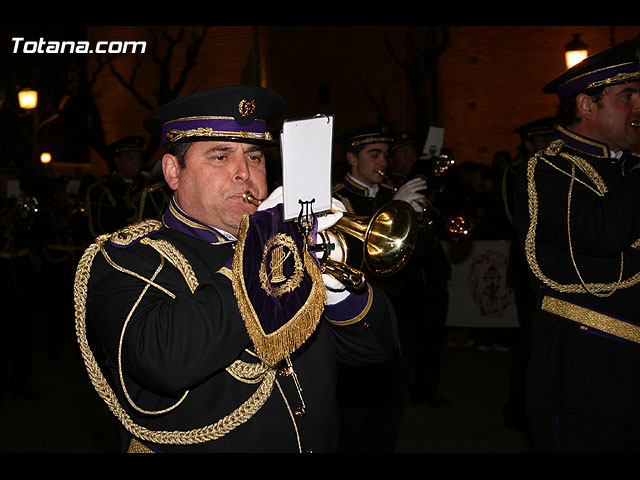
513, 125, 640, 423
85, 173, 146, 238
74, 196, 397, 453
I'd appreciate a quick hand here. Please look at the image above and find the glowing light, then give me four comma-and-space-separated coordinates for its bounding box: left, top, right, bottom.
565, 34, 588, 69
18, 89, 38, 109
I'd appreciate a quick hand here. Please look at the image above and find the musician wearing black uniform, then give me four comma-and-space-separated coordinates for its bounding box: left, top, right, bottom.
331, 124, 426, 451
0, 170, 40, 400
513, 39, 640, 452
85, 136, 146, 238
332, 124, 427, 268
74, 85, 398, 453
387, 131, 452, 407
502, 117, 555, 433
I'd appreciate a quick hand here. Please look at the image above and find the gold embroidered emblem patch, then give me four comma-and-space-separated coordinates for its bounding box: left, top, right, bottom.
238, 99, 256, 117
259, 233, 303, 297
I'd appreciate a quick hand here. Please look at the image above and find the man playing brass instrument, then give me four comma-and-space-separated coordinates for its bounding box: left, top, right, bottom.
74, 85, 398, 453
331, 124, 428, 451
513, 39, 640, 452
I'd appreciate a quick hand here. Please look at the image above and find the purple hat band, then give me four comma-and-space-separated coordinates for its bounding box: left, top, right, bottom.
557, 62, 640, 99
162, 116, 272, 145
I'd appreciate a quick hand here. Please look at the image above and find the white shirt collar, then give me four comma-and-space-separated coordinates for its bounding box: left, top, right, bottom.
347, 173, 378, 198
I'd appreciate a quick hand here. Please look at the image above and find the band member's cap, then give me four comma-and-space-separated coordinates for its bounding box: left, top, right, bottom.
337, 123, 394, 152
543, 38, 640, 99
144, 84, 285, 146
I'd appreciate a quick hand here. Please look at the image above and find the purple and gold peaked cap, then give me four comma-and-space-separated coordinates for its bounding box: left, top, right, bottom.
144, 84, 285, 146
544, 38, 640, 100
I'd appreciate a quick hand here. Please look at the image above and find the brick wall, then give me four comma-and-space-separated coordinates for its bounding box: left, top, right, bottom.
78, 25, 640, 178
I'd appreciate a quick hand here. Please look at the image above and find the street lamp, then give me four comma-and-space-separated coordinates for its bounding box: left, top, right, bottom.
565, 33, 589, 69
18, 88, 38, 110
18, 87, 42, 176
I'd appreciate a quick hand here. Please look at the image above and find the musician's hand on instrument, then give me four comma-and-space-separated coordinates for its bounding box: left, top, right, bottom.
322, 273, 350, 305
393, 177, 427, 212
393, 177, 427, 198
256, 186, 282, 211
317, 197, 345, 232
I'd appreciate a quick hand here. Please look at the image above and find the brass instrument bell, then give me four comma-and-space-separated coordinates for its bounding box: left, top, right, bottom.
329, 200, 418, 277
242, 192, 418, 289
376, 169, 472, 239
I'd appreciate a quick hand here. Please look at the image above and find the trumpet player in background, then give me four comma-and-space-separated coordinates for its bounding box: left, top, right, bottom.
332, 124, 430, 452
387, 131, 452, 409
74, 85, 398, 453
513, 39, 640, 452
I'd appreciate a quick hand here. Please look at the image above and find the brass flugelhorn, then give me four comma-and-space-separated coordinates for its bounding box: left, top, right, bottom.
376, 169, 472, 240
242, 191, 419, 289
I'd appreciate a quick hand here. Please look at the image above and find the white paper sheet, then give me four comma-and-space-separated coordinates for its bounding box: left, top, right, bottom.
280, 114, 334, 221
422, 126, 445, 158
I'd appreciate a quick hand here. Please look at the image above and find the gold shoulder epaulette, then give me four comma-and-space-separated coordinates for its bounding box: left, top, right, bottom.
544, 139, 565, 156
535, 139, 607, 196
104, 219, 163, 247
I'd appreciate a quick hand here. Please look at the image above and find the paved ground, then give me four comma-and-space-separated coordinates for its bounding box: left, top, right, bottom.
394, 341, 532, 453
0, 330, 532, 454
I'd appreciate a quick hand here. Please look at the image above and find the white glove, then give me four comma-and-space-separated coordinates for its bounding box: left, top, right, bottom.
323, 273, 350, 305
257, 186, 282, 211
317, 197, 346, 232
392, 177, 427, 212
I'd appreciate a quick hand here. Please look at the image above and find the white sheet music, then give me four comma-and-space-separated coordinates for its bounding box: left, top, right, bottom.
422, 126, 445, 158
280, 114, 334, 221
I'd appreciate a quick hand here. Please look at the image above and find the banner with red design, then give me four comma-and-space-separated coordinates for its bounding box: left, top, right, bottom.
443, 239, 519, 328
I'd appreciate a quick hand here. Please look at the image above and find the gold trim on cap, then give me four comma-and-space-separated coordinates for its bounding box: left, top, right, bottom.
557, 61, 639, 91
587, 71, 640, 89
165, 128, 274, 144
349, 136, 394, 148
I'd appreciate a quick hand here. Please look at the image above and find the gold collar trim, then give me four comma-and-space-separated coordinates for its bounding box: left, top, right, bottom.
166, 201, 233, 244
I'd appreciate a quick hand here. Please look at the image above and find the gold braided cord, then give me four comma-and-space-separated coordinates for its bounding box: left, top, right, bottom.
524, 143, 640, 294
100, 246, 176, 298
540, 156, 607, 195
73, 221, 278, 445
141, 238, 199, 293
115, 254, 190, 415
566, 162, 623, 297
274, 378, 302, 453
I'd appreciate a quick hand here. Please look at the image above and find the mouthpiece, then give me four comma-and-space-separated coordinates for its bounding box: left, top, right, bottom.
242, 191, 262, 206
632, 121, 640, 128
